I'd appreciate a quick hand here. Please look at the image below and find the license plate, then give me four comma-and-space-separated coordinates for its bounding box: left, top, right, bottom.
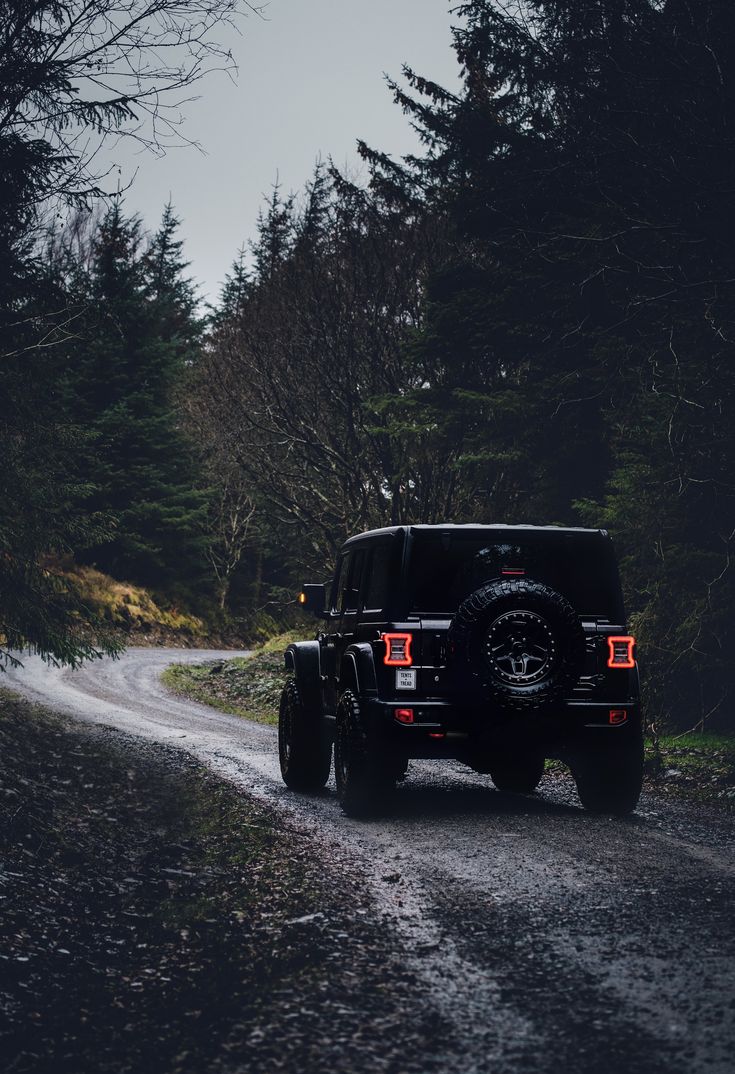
395, 668, 416, 690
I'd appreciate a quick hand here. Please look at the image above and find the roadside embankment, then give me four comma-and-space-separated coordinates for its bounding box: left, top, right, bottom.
0, 687, 445, 1074
47, 558, 270, 649
50, 559, 207, 646
161, 632, 304, 725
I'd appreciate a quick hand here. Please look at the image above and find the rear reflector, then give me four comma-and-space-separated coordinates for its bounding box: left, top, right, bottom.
394, 708, 414, 724
501, 568, 525, 576
382, 632, 413, 667
609, 709, 628, 725
429, 732, 445, 740
607, 636, 636, 668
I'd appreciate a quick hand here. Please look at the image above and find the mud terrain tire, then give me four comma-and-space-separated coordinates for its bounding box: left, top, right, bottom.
489, 754, 546, 793
335, 690, 394, 818
572, 741, 644, 815
448, 578, 585, 710
278, 679, 331, 792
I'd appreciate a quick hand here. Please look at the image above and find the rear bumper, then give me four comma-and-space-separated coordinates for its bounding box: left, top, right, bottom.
362, 696, 642, 758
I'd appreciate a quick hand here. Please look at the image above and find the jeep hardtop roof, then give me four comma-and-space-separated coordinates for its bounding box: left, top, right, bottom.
342, 523, 609, 548
339, 523, 622, 620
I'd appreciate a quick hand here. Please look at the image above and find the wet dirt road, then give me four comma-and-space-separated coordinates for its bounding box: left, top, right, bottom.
6, 648, 735, 1074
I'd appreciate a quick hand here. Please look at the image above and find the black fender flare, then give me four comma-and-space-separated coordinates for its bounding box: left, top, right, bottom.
284, 640, 322, 714
339, 643, 378, 699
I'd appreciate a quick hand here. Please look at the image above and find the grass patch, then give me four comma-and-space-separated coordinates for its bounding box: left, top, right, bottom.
648, 732, 735, 806
160, 630, 307, 726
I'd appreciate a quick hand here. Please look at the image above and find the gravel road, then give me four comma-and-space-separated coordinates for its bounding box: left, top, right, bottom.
6, 648, 735, 1074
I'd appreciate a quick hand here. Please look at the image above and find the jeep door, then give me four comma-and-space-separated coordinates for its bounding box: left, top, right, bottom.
322, 547, 365, 713
336, 544, 366, 658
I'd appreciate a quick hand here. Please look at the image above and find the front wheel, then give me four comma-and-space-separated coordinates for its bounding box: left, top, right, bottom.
572, 741, 644, 815
278, 679, 331, 792
489, 754, 545, 794
334, 691, 394, 818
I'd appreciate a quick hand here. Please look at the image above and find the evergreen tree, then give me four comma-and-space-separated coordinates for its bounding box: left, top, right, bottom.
67, 204, 210, 604
0, 215, 121, 666
252, 185, 295, 282
0, 107, 120, 666
216, 247, 251, 322
0, 0, 253, 664
365, 0, 735, 727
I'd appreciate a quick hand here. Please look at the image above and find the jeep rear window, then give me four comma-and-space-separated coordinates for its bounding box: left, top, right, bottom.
406, 532, 624, 619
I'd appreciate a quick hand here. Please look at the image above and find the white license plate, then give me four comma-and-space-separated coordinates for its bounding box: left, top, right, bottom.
395, 668, 417, 690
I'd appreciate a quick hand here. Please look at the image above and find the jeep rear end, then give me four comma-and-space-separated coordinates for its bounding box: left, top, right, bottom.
280, 523, 643, 816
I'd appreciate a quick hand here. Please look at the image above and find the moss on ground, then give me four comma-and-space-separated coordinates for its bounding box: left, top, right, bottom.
50, 557, 205, 639
160, 631, 307, 726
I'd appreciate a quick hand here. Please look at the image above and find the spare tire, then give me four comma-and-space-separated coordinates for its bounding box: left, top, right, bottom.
448, 578, 585, 710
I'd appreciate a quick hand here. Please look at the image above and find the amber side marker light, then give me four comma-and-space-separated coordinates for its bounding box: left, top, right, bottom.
394, 708, 414, 724
382, 633, 413, 667
607, 636, 636, 669
298, 591, 307, 605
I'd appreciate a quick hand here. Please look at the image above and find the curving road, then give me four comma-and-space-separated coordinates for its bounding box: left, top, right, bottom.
6, 648, 735, 1074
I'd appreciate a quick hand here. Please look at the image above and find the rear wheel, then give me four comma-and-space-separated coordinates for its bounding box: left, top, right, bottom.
489, 754, 545, 794
572, 741, 644, 814
334, 690, 394, 818
278, 679, 331, 792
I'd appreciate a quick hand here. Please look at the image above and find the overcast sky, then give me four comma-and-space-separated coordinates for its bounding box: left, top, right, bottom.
109, 1, 462, 302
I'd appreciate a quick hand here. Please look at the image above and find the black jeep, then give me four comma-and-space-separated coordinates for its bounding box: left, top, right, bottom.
278, 524, 643, 817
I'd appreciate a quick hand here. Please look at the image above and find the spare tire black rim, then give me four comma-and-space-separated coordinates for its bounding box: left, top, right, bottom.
484, 610, 556, 684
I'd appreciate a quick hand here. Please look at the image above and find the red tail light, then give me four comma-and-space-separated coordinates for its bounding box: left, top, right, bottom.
382, 632, 413, 667
394, 707, 414, 724
609, 709, 628, 725
607, 636, 636, 669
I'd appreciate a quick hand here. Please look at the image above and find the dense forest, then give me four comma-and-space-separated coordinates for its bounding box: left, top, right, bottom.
2, 0, 734, 731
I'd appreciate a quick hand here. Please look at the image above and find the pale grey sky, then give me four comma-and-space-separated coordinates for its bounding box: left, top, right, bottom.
109, 1, 462, 302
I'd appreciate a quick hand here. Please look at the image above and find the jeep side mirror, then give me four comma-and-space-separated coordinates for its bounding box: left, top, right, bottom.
298, 583, 328, 618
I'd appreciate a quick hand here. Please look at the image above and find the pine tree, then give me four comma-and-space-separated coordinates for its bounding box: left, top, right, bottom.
216, 247, 251, 322
68, 203, 210, 604
0, 0, 264, 664
252, 184, 295, 282
0, 211, 120, 666
369, 0, 735, 727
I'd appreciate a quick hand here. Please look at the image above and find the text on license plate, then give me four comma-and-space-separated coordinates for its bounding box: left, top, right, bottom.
395, 668, 416, 690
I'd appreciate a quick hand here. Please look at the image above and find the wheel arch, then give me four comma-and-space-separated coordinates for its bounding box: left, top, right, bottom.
284, 640, 322, 714
339, 642, 378, 698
